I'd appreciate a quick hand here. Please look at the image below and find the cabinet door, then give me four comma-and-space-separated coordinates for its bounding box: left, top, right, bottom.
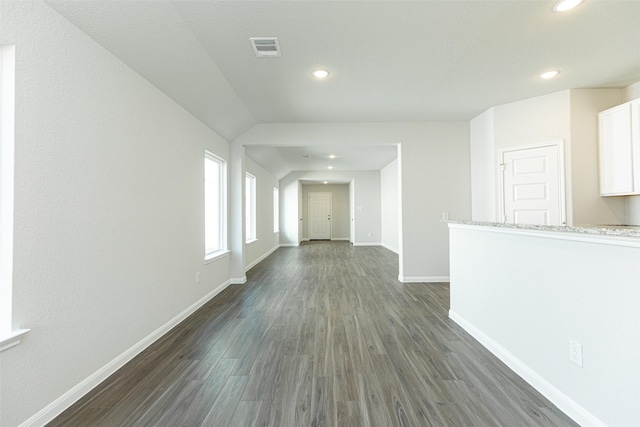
632, 99, 640, 192
599, 103, 633, 195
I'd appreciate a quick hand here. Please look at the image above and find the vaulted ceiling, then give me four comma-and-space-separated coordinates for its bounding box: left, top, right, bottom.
46, 0, 640, 176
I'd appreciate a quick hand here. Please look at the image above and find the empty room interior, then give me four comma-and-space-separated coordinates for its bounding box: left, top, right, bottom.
1, 1, 639, 426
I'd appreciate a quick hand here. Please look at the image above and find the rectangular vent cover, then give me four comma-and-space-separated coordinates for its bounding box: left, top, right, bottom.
250, 37, 281, 57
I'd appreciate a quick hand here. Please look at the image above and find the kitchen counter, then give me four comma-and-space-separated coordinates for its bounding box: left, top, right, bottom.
447, 221, 640, 426
446, 220, 640, 238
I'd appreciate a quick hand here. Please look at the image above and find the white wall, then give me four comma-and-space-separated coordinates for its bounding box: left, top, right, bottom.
494, 90, 574, 222
569, 89, 625, 225
236, 122, 471, 281
244, 156, 280, 270
380, 159, 399, 253
397, 123, 470, 281
471, 89, 626, 227
280, 170, 381, 246
301, 184, 350, 240
1, 2, 232, 425
469, 108, 496, 222
449, 225, 640, 427
623, 80, 640, 100
624, 81, 640, 225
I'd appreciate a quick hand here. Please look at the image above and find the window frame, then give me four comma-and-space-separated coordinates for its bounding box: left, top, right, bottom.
204, 151, 228, 262
245, 172, 257, 243
0, 44, 29, 352
273, 186, 279, 233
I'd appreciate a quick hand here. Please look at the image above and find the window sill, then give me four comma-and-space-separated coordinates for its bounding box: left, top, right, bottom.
0, 329, 30, 352
246, 238, 258, 245
204, 250, 230, 264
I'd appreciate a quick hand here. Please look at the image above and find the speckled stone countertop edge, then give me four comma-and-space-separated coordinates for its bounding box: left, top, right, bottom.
445, 220, 640, 238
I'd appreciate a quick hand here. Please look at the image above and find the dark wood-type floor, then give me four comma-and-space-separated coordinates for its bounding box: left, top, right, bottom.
50, 242, 577, 427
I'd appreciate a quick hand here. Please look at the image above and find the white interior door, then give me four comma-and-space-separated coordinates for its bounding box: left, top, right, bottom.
501, 142, 565, 225
308, 192, 332, 240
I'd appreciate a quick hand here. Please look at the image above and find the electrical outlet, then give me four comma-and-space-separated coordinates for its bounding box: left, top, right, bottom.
442, 212, 449, 221
368, 232, 372, 237
569, 339, 583, 367
195, 272, 201, 284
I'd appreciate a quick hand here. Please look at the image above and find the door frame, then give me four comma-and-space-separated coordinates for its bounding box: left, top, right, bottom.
349, 180, 355, 244
498, 140, 567, 226
308, 191, 332, 240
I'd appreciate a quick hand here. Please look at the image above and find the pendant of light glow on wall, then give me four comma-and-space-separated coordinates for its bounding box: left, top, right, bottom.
540, 70, 560, 80
552, 0, 584, 13
312, 69, 329, 79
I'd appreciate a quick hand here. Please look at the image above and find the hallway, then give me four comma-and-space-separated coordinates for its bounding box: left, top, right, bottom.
50, 242, 576, 426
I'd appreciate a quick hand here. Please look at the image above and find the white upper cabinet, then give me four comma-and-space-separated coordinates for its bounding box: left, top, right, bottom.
598, 99, 640, 196
633, 99, 640, 192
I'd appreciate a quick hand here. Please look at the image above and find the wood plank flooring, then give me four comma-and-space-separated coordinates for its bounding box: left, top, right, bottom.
49, 242, 577, 427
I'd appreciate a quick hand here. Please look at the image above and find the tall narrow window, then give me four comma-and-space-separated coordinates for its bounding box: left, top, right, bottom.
1, 45, 28, 352
245, 173, 256, 242
204, 152, 227, 260
273, 187, 279, 233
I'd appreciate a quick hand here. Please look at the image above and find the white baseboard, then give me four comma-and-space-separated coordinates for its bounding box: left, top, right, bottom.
230, 276, 246, 285
380, 243, 399, 254
398, 275, 450, 283
245, 245, 279, 272
448, 310, 607, 427
303, 238, 350, 242
19, 280, 231, 427
352, 242, 382, 247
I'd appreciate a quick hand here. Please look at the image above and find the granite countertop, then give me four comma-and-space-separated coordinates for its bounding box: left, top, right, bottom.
446, 220, 640, 238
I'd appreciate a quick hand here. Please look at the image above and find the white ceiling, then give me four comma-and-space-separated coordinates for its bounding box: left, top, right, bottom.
46, 0, 640, 177
246, 144, 398, 179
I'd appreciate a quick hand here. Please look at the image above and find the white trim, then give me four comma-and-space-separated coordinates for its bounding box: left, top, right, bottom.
230, 276, 247, 285
0, 328, 30, 352
204, 151, 227, 258
273, 187, 279, 233
380, 243, 399, 254
18, 280, 231, 427
245, 245, 279, 272
331, 238, 350, 241
245, 238, 258, 245
398, 275, 450, 283
448, 222, 640, 248
1, 45, 16, 341
352, 242, 382, 247
448, 310, 607, 427
204, 249, 230, 264
245, 172, 257, 241
498, 140, 567, 226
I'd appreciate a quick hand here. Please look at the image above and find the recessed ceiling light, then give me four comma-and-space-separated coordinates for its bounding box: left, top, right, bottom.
323, 181, 328, 184
552, 0, 584, 13
328, 154, 336, 159
312, 69, 329, 79
328, 166, 333, 170
540, 70, 560, 79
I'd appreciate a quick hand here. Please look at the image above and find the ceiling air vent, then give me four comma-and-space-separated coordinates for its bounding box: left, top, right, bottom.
250, 37, 281, 57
